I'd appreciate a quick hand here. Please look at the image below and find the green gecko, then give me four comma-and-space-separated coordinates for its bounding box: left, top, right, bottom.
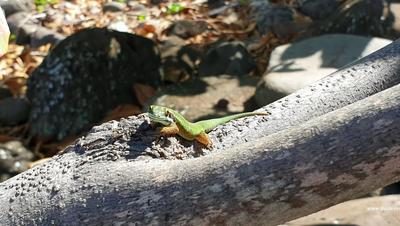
147, 105, 268, 147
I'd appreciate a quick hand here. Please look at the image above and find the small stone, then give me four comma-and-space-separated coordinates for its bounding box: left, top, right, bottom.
7, 12, 65, 47
198, 41, 256, 77
0, 97, 30, 126
29, 26, 65, 48
159, 37, 201, 82
250, 2, 296, 36
297, 0, 340, 20
207, 0, 225, 10
0, 141, 34, 182
388, 3, 400, 39
103, 2, 126, 13
149, 0, 165, 5
108, 21, 129, 32
0, 0, 34, 17
0, 84, 12, 100
6, 11, 32, 34
127, 2, 147, 15
166, 20, 208, 39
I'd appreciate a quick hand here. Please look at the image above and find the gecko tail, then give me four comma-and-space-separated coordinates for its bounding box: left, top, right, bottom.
196, 111, 268, 133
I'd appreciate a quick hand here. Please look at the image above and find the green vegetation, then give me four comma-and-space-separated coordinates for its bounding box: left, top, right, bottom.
238, 0, 250, 5
137, 15, 146, 22
34, 0, 59, 12
9, 33, 16, 42
167, 3, 185, 15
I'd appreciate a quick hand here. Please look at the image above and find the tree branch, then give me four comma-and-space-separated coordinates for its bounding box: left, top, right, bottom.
0, 39, 399, 225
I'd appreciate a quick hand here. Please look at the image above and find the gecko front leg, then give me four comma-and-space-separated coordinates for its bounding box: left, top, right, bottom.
158, 123, 180, 137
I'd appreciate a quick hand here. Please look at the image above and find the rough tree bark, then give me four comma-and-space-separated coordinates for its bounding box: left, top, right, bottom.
0, 40, 399, 225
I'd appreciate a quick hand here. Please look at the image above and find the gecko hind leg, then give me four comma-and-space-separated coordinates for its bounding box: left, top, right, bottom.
158, 124, 180, 137
195, 132, 213, 148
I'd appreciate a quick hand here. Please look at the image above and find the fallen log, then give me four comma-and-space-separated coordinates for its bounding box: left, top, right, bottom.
0, 39, 399, 225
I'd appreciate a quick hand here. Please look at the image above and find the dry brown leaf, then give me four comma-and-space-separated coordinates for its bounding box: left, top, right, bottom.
0, 135, 19, 143
133, 83, 156, 106
134, 23, 157, 36
25, 63, 37, 75
102, 104, 142, 122
3, 76, 27, 95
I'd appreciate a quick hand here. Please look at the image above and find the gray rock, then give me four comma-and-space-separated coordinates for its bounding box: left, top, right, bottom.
108, 21, 129, 32
388, 3, 400, 39
2, 140, 33, 160
27, 26, 65, 48
250, 1, 303, 37
159, 36, 202, 83
103, 1, 126, 13
208, 0, 225, 10
127, 1, 148, 15
6, 11, 31, 34
0, 141, 34, 182
255, 34, 392, 107
304, 0, 387, 37
198, 41, 256, 77
208, 2, 239, 17
7, 12, 65, 47
0, 84, 12, 100
149, 0, 165, 5
0, 97, 30, 126
160, 40, 201, 82
0, 0, 34, 17
27, 28, 161, 140
146, 75, 259, 121
296, 0, 340, 20
166, 20, 208, 39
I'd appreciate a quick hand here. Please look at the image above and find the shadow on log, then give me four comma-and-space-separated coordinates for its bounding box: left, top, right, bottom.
0, 39, 399, 225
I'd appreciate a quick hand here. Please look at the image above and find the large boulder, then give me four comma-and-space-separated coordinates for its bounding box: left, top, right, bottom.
255, 34, 392, 106
27, 28, 161, 140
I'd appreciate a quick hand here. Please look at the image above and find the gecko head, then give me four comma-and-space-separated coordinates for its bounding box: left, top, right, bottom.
148, 105, 174, 126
